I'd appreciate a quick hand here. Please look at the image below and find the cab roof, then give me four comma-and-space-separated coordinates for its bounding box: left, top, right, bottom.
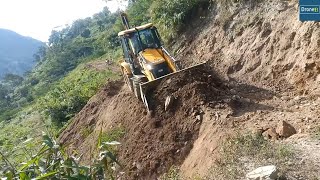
118, 23, 153, 36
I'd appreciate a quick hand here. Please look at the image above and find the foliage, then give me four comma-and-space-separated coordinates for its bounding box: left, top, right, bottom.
37, 65, 118, 126
100, 127, 125, 144
150, 0, 208, 42
0, 132, 120, 179
0, 113, 47, 167
159, 166, 182, 180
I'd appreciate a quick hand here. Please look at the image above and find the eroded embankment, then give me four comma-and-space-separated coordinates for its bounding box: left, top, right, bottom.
174, 0, 320, 95
59, 64, 233, 179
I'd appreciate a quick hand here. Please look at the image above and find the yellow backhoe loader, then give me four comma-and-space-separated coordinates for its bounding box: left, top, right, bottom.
118, 13, 205, 111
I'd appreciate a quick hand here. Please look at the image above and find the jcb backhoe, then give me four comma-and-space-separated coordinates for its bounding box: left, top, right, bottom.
118, 13, 205, 111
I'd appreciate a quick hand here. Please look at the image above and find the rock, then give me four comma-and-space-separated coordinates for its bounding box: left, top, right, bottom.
281, 96, 290, 101
276, 120, 296, 138
252, 128, 263, 136
305, 117, 311, 122
262, 128, 278, 140
246, 165, 279, 180
164, 96, 173, 111
230, 89, 237, 94
196, 114, 202, 121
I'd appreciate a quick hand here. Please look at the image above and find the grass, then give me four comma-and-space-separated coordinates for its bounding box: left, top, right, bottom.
101, 126, 126, 144
159, 166, 182, 180
0, 112, 48, 167
80, 126, 93, 138
206, 133, 294, 180
100, 126, 126, 153
312, 126, 320, 140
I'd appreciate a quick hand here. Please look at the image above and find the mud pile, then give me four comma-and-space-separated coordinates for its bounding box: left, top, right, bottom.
117, 65, 228, 179
59, 64, 229, 179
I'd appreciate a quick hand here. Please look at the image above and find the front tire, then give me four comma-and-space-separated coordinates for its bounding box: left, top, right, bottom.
133, 78, 142, 101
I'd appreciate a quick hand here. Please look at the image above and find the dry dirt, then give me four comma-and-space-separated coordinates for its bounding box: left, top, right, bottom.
60, 64, 235, 179
60, 0, 320, 179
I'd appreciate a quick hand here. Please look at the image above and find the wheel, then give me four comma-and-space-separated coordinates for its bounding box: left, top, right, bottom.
133, 78, 142, 101
132, 75, 148, 101
122, 69, 133, 92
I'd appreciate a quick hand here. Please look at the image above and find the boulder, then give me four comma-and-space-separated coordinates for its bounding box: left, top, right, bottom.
276, 120, 296, 138
246, 165, 278, 180
262, 128, 278, 140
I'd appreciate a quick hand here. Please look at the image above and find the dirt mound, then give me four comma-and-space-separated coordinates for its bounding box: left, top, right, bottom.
117, 65, 228, 179
59, 64, 230, 179
59, 80, 124, 150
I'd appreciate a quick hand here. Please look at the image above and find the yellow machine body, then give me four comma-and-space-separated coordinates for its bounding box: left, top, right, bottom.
118, 13, 205, 111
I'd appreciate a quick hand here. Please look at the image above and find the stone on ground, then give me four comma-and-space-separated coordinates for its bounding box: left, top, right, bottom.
276, 120, 297, 138
246, 165, 279, 180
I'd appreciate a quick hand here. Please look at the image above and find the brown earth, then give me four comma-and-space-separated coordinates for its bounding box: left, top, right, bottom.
60, 0, 320, 179
59, 64, 236, 179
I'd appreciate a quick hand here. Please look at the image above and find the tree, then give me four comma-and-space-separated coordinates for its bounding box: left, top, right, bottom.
3, 74, 23, 87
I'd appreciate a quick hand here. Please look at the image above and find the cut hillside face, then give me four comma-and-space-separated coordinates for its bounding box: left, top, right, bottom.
174, 0, 320, 95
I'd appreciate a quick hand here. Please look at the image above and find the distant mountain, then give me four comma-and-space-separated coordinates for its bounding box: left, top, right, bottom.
0, 28, 43, 78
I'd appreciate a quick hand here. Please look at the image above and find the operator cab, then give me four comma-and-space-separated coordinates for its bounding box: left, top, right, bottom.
118, 23, 171, 77
118, 23, 162, 55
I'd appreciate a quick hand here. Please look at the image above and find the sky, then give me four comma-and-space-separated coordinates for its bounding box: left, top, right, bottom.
0, 0, 125, 42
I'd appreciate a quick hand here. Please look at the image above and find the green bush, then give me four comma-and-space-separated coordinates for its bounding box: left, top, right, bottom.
37, 65, 118, 126
150, 0, 207, 42
0, 133, 120, 179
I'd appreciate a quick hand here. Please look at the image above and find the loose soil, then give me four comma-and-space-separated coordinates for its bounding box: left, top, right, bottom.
59, 64, 234, 179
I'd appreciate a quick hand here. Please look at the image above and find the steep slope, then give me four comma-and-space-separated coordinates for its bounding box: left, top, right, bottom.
59, 0, 320, 179
0, 28, 43, 77
59, 65, 230, 179
174, 0, 320, 95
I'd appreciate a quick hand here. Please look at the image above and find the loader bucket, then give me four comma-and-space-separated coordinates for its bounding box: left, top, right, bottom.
140, 62, 208, 111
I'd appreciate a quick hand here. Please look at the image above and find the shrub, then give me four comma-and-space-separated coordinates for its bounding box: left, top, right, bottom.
37, 65, 118, 126
0, 132, 120, 179
150, 0, 209, 42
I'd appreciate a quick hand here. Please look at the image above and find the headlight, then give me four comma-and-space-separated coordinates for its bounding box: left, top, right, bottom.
146, 64, 153, 70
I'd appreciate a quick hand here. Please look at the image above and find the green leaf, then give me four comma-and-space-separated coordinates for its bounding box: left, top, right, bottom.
19, 146, 49, 171
42, 133, 54, 148
97, 127, 103, 149
19, 172, 31, 180
4, 170, 14, 180
35, 171, 58, 180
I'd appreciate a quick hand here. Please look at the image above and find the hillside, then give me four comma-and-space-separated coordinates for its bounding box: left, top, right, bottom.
1, 0, 320, 179
0, 28, 43, 77
59, 0, 320, 179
